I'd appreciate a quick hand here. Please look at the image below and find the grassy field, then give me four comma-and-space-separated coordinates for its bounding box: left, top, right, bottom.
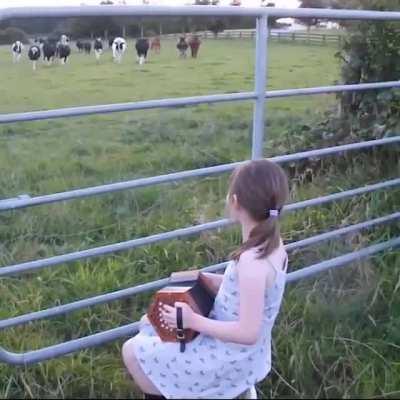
0, 39, 399, 399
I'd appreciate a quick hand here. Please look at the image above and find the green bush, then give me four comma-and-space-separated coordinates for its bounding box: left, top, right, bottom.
0, 26, 29, 45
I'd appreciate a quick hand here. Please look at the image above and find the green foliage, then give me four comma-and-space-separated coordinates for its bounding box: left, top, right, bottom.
207, 19, 226, 36
0, 27, 29, 45
297, 0, 331, 29
331, 0, 400, 140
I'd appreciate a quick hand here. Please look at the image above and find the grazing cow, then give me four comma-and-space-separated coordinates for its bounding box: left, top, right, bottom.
176, 37, 188, 58
94, 38, 103, 61
42, 41, 56, 64
28, 45, 41, 70
188, 35, 201, 58
135, 38, 150, 65
112, 37, 127, 63
11, 41, 23, 63
150, 36, 161, 54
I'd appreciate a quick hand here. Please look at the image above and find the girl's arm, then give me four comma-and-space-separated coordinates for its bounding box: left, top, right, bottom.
162, 253, 274, 345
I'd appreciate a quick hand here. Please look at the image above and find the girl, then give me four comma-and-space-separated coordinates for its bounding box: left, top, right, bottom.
122, 159, 289, 399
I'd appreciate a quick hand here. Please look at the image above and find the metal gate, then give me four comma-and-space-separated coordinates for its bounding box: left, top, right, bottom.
0, 5, 399, 365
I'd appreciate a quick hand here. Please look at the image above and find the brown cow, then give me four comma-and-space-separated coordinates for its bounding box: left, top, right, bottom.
150, 36, 161, 54
188, 35, 201, 58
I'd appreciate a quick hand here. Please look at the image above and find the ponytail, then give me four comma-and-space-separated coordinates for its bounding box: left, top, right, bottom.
231, 214, 281, 261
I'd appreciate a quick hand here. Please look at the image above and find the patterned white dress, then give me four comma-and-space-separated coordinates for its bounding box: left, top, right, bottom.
131, 258, 287, 399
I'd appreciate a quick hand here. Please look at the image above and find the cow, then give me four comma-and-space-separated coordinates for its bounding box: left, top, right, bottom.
176, 37, 188, 58
28, 45, 41, 70
76, 40, 84, 52
150, 36, 161, 54
112, 37, 127, 63
188, 35, 201, 58
57, 44, 71, 64
60, 34, 70, 45
77, 40, 91, 54
135, 38, 150, 65
11, 41, 23, 63
84, 41, 91, 54
42, 40, 57, 65
57, 35, 71, 65
94, 38, 103, 62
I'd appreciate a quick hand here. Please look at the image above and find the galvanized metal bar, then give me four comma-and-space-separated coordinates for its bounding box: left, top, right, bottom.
284, 178, 400, 213
1, 212, 398, 331
1, 177, 399, 278
252, 15, 268, 159
284, 211, 400, 251
265, 81, 400, 99
0, 321, 141, 366
286, 237, 400, 283
1, 136, 398, 212
2, 82, 400, 125
0, 92, 256, 124
0, 236, 398, 366
1, 6, 400, 21
0, 219, 233, 277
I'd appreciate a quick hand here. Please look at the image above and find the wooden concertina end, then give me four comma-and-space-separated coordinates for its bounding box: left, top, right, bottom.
147, 270, 216, 342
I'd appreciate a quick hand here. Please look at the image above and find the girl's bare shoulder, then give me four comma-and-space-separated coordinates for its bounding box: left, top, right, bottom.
237, 245, 287, 281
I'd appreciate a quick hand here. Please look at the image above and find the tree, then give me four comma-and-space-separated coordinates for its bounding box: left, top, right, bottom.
0, 27, 29, 45
335, 0, 400, 135
207, 18, 225, 37
297, 0, 329, 31
261, 2, 279, 29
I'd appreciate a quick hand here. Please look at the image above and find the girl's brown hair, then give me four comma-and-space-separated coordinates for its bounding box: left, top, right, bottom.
229, 159, 289, 261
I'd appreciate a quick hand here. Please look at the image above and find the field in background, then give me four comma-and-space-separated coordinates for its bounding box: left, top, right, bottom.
0, 39, 399, 398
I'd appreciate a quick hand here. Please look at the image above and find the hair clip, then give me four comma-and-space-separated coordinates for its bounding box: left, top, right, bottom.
268, 209, 280, 218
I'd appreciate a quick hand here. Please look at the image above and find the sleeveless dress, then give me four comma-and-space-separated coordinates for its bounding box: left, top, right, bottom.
131, 257, 288, 399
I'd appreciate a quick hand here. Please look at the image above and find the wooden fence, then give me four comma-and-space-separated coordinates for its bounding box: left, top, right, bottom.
163, 30, 343, 45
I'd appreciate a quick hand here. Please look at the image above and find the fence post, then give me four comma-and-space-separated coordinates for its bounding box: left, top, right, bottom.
251, 15, 268, 160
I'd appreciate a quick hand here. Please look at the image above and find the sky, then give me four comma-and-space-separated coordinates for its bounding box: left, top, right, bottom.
0, 0, 300, 9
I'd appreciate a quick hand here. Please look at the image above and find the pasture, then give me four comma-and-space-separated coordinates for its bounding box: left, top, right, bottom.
0, 39, 399, 398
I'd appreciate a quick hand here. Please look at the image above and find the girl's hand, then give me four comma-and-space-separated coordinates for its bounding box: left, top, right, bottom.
161, 302, 195, 330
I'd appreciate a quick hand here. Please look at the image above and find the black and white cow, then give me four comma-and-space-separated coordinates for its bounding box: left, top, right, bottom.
57, 44, 71, 64
78, 41, 91, 54
42, 40, 57, 64
112, 37, 127, 64
57, 35, 71, 65
135, 38, 150, 65
94, 38, 103, 61
11, 41, 23, 63
176, 37, 188, 58
28, 45, 41, 70
84, 42, 91, 54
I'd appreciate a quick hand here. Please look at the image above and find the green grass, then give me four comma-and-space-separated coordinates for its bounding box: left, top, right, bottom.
0, 39, 399, 398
